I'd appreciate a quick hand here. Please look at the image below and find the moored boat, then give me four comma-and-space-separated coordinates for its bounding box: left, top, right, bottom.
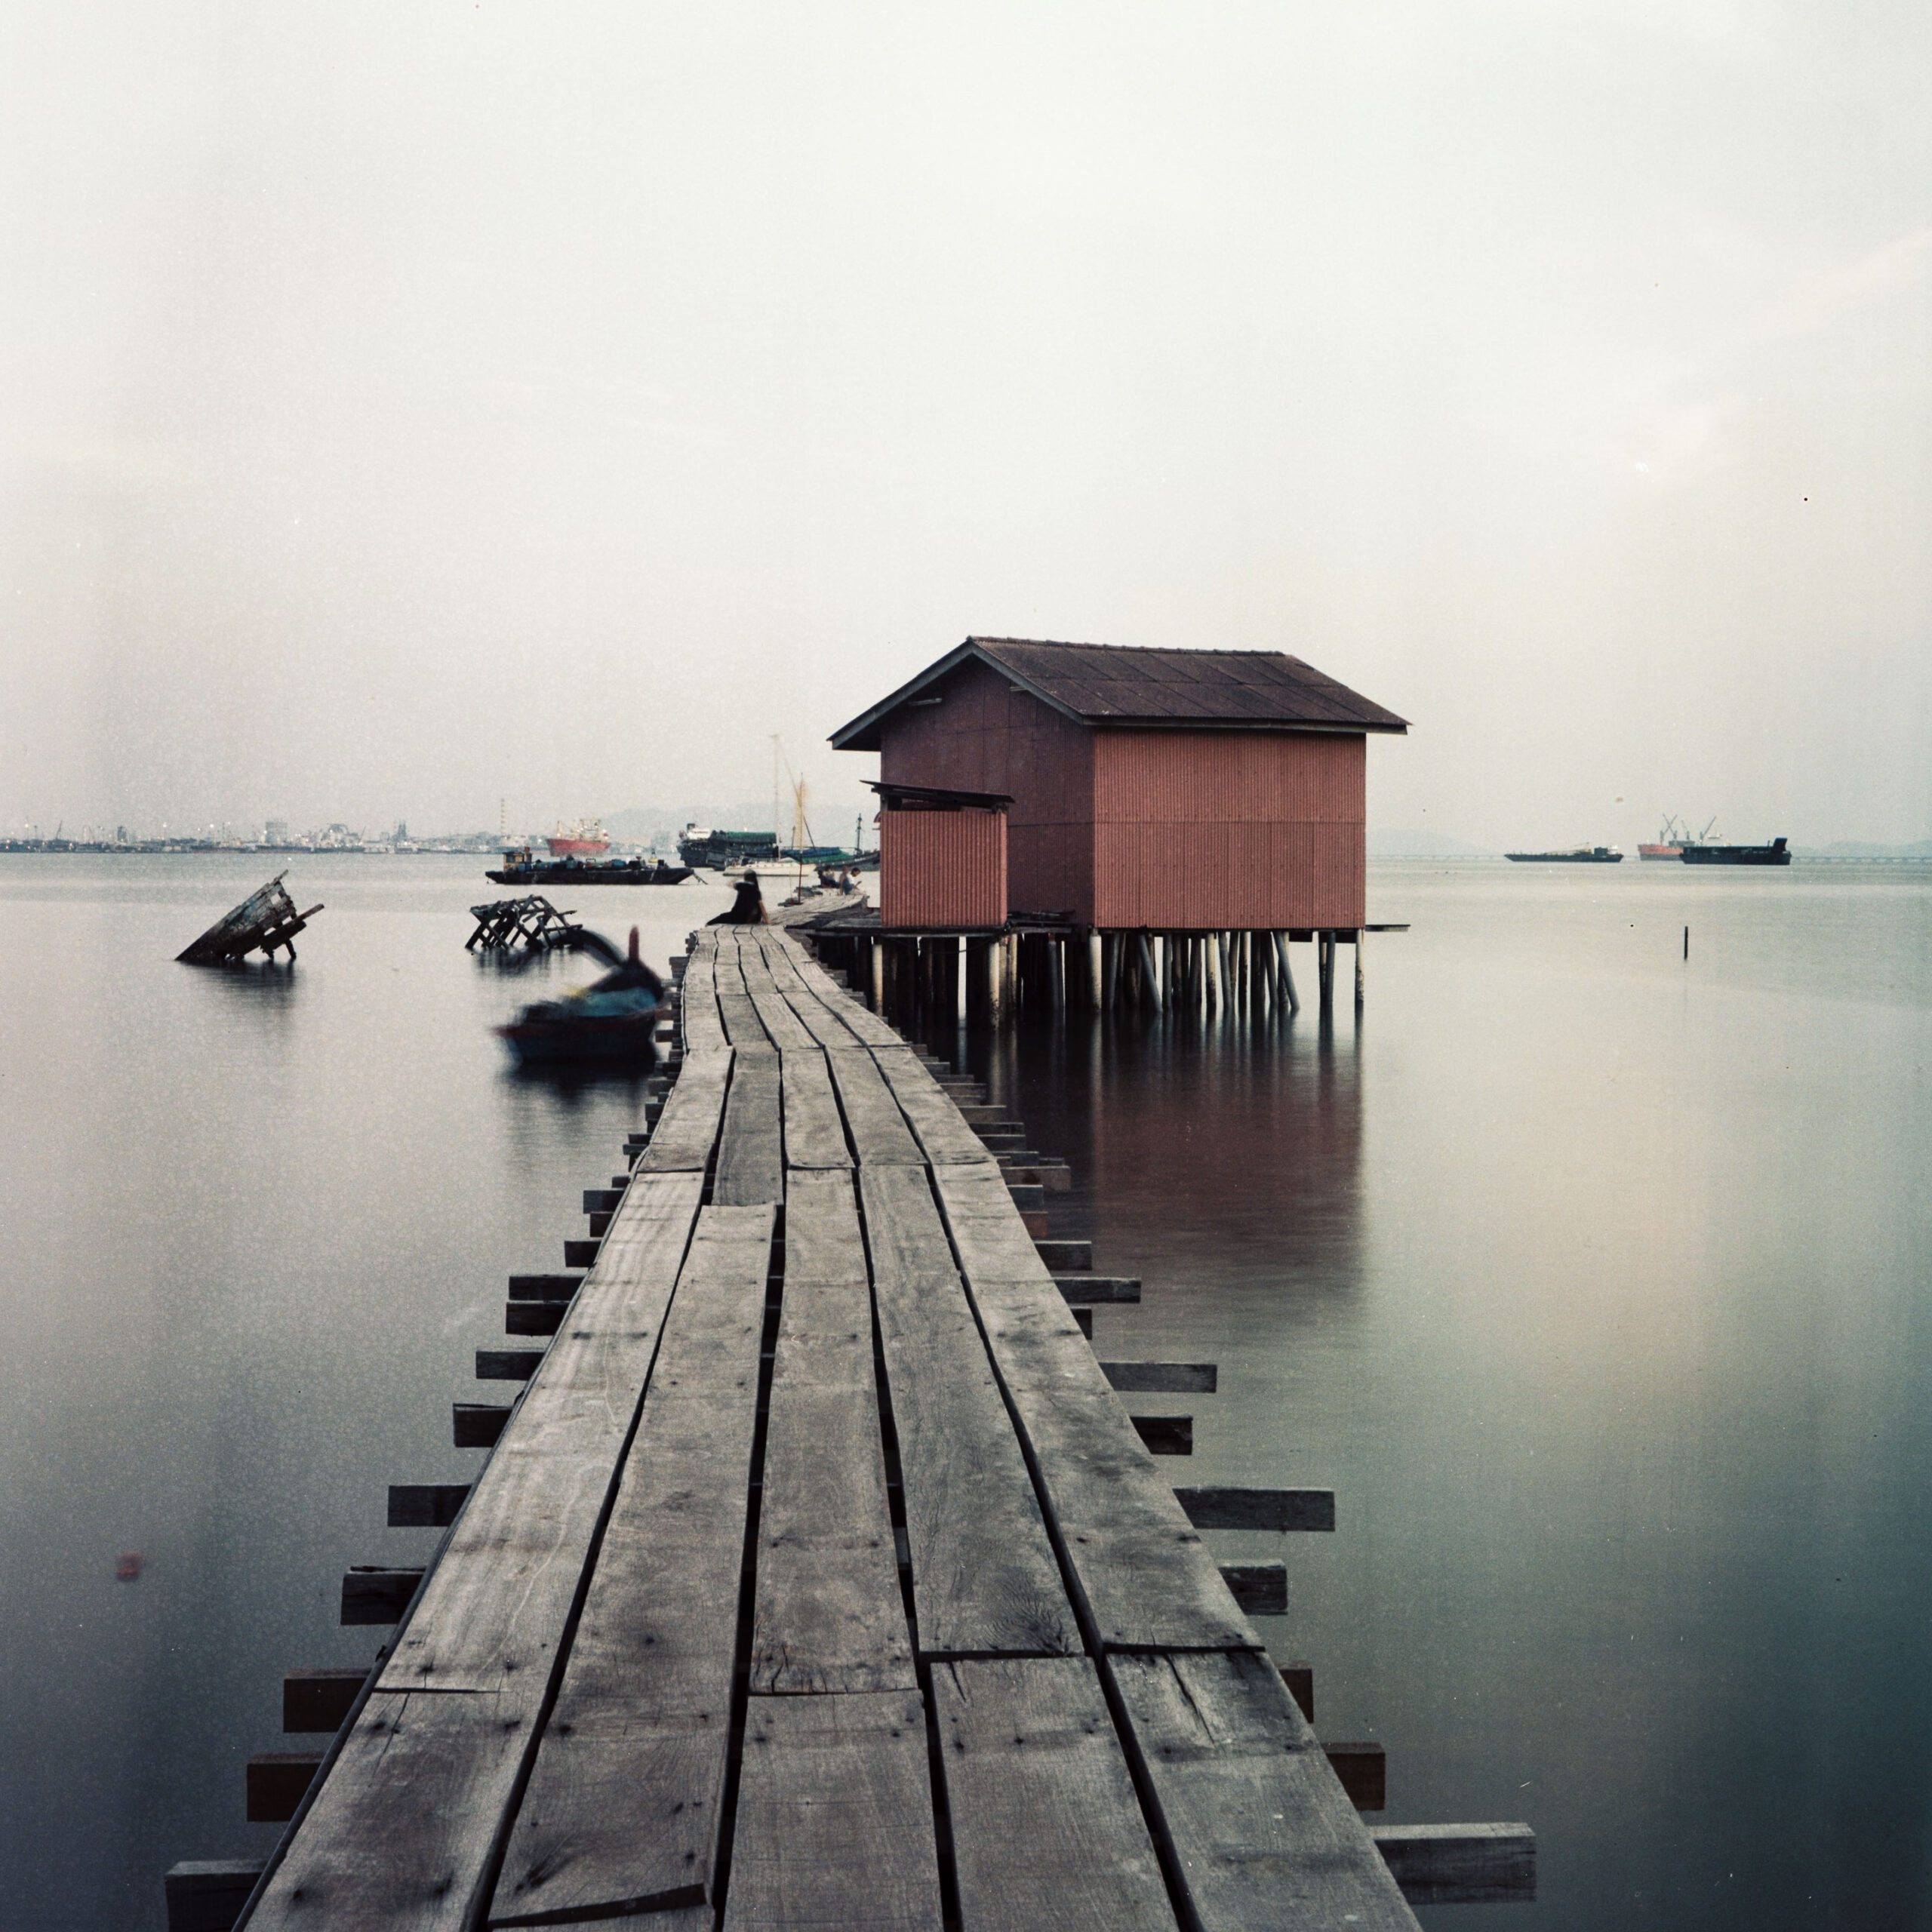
497, 928, 666, 1064
1679, 836, 1791, 866
1505, 846, 1623, 863
488, 848, 693, 887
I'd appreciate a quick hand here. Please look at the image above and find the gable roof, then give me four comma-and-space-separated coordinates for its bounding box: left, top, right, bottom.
829, 637, 1408, 751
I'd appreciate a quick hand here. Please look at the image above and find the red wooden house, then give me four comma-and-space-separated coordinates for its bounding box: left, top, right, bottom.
832, 638, 1406, 932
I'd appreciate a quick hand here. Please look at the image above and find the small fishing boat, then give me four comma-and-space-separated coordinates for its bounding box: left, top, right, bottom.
497, 928, 666, 1065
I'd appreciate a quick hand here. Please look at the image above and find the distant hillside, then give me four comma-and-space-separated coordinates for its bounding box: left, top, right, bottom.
1368, 827, 1486, 857
1792, 839, 1932, 859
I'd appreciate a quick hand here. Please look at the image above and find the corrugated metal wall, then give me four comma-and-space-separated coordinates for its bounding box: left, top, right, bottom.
1092, 733, 1365, 929
879, 809, 1007, 929
879, 659, 1095, 922
880, 673, 1368, 929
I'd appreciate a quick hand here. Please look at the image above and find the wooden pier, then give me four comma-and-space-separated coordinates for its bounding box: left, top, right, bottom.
206, 926, 1518, 1931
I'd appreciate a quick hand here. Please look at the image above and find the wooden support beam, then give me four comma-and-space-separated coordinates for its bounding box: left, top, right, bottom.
475, 1349, 543, 1380
1035, 1238, 1091, 1270
165, 1860, 263, 1932
1218, 1561, 1287, 1614
1100, 1361, 1216, 1392
1370, 1823, 1537, 1905
1174, 1486, 1335, 1531
388, 1484, 470, 1528
340, 1567, 423, 1625
1324, 1740, 1386, 1811
453, 1403, 509, 1449
1131, 1415, 1192, 1455
582, 1188, 624, 1214
282, 1668, 367, 1734
508, 1273, 581, 1301
1279, 1660, 1314, 1722
563, 1238, 600, 1267
1008, 1181, 1045, 1211
247, 1752, 322, 1823
1054, 1275, 1140, 1304
504, 1301, 563, 1336
1071, 1307, 1092, 1339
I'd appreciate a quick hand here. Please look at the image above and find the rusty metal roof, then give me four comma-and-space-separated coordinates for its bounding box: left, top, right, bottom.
829, 638, 1407, 749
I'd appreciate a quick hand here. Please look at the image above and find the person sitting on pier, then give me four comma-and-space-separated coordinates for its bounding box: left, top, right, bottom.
708, 870, 768, 925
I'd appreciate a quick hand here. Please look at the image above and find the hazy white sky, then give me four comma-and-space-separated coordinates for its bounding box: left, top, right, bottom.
4, 2, 1929, 845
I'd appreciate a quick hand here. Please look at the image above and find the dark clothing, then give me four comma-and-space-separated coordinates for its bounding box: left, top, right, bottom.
707, 875, 768, 926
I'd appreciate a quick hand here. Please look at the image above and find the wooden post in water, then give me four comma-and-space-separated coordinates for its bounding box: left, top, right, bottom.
869, 940, 884, 1013
1275, 930, 1300, 1014
1135, 932, 1156, 1011
956, 937, 968, 1025
1049, 935, 1066, 1012
1087, 931, 1103, 1008
1355, 931, 1365, 1010
1318, 932, 1335, 1011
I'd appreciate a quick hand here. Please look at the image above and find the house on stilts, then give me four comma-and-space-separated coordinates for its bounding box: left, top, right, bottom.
828, 635, 1407, 1019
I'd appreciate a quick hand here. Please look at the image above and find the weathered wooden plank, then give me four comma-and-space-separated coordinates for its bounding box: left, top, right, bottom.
1100, 1362, 1217, 1394
780, 1050, 852, 1169
678, 939, 726, 1052
1369, 1823, 1537, 1905
283, 1669, 366, 1734
1218, 1562, 1287, 1616
722, 1692, 943, 1932
751, 1263, 913, 1694
931, 1160, 1055, 1284
167, 1860, 263, 1932
241, 1692, 527, 1932
1106, 1651, 1420, 1932
491, 1205, 774, 1927
783, 1169, 869, 1283
931, 1657, 1177, 1932
381, 1171, 703, 1697
869, 1046, 998, 1169
1174, 1487, 1336, 1533
931, 1170, 1261, 1654
714, 1048, 784, 1206
637, 1048, 733, 1174
755, 931, 903, 1050
860, 1165, 1075, 1658
823, 1048, 926, 1165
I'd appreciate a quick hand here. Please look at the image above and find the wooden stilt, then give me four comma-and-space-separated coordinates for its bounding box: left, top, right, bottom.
1355, 931, 1364, 1010
1275, 931, 1300, 1014
1318, 933, 1334, 1011
956, 937, 968, 1025
1087, 931, 1103, 1008
1050, 936, 1066, 1012
1105, 933, 1121, 1009
869, 940, 884, 1013
1135, 932, 1156, 1011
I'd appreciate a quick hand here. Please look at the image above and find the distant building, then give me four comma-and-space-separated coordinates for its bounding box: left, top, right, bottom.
830, 636, 1406, 932
264, 820, 289, 848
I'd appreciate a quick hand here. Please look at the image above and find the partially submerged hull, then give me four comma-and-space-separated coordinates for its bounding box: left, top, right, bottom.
1505, 847, 1623, 863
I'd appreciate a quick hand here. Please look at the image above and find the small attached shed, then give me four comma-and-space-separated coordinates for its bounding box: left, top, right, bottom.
831, 637, 1407, 932
872, 781, 1011, 931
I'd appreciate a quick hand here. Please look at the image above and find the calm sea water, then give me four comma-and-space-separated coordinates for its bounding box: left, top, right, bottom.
2, 855, 1928, 1929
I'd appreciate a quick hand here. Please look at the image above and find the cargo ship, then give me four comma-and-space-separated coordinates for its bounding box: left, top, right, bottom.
678, 825, 781, 870
1638, 815, 1714, 861
1679, 836, 1791, 866
1504, 845, 1623, 863
545, 818, 611, 857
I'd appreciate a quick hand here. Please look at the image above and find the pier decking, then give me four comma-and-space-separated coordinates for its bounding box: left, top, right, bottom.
233, 928, 1419, 1931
